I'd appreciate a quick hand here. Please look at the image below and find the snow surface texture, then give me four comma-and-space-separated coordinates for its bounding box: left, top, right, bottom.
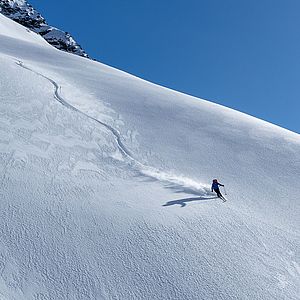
0, 13, 299, 300
0, 0, 89, 58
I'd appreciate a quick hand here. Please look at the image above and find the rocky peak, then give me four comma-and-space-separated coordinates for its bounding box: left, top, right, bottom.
0, 0, 89, 58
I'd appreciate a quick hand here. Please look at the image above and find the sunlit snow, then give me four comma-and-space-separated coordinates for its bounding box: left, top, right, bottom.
0, 13, 299, 300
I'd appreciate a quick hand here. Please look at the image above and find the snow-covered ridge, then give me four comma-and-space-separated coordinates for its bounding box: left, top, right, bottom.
0, 11, 299, 300
0, 0, 89, 57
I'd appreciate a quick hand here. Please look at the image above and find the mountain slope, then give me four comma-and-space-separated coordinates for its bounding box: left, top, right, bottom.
0, 0, 89, 57
0, 13, 299, 300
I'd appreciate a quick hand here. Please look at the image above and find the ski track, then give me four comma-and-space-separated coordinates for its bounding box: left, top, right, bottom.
16, 60, 210, 196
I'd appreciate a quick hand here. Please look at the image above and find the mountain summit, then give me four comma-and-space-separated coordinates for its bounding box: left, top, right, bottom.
0, 0, 89, 58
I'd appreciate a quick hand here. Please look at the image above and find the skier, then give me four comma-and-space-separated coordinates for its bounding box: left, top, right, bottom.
211, 179, 226, 201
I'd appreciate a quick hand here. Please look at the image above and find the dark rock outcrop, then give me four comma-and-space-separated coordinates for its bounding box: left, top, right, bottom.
0, 0, 89, 58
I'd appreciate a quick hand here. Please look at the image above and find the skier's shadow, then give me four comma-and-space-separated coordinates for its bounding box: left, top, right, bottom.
163, 196, 218, 208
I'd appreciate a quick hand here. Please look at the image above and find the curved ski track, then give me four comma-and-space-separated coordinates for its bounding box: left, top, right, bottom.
16, 60, 210, 197
16, 61, 133, 160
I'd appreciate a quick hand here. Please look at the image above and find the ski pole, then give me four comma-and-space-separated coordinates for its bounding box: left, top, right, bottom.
223, 185, 227, 195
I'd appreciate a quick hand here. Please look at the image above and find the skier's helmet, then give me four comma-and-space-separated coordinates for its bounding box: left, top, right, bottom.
213, 179, 218, 183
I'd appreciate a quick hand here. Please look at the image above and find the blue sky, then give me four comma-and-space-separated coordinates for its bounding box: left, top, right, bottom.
30, 0, 300, 133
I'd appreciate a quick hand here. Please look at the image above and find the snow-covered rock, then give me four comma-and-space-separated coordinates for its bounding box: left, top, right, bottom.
0, 0, 88, 57
0, 12, 299, 300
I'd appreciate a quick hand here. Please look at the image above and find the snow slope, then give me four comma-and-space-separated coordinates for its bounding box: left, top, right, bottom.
0, 13, 299, 300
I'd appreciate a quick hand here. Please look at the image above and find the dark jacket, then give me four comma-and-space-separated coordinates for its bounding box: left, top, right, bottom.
211, 182, 224, 191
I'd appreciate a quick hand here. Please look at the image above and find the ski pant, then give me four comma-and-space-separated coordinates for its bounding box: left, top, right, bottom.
213, 188, 223, 198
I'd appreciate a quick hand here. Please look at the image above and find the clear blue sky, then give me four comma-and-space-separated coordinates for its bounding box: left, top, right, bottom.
30, 0, 300, 133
